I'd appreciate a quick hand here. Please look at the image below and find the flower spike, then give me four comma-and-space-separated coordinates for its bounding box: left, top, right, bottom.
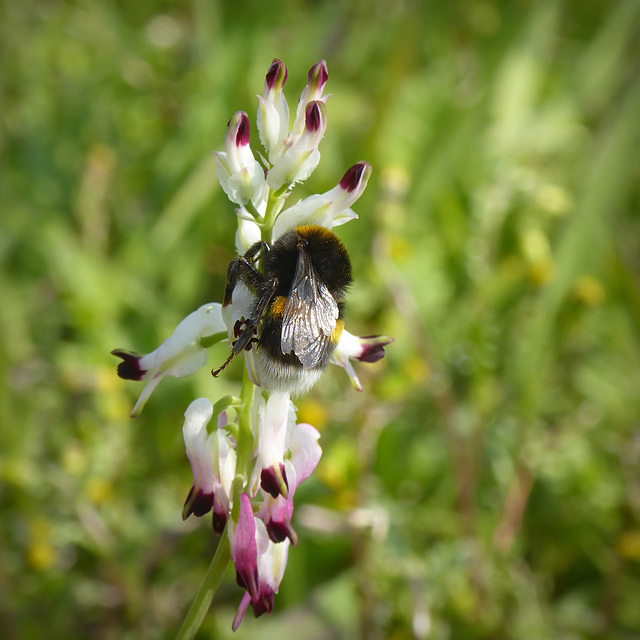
111, 58, 391, 635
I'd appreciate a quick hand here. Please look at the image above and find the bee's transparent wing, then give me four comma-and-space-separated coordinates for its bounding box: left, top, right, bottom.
281, 246, 338, 369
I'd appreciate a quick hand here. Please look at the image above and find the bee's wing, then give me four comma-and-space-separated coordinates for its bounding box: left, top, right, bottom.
281, 245, 338, 369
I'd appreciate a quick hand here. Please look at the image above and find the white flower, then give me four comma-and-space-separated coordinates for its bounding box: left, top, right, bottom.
266, 101, 327, 191
331, 329, 394, 391
256, 58, 289, 163
181, 398, 237, 532
214, 111, 267, 207
111, 303, 226, 416
272, 161, 372, 240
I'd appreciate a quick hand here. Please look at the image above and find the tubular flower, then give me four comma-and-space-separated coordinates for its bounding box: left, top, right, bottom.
232, 531, 290, 630
214, 112, 267, 207
257, 422, 321, 545
229, 493, 262, 601
291, 59, 329, 140
111, 303, 226, 416
257, 58, 289, 162
182, 398, 216, 518
266, 100, 327, 191
181, 398, 237, 533
331, 330, 394, 391
272, 161, 372, 240
254, 391, 293, 499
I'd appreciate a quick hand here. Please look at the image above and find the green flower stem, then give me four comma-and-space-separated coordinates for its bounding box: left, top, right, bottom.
174, 528, 231, 640
236, 369, 256, 478
261, 190, 284, 241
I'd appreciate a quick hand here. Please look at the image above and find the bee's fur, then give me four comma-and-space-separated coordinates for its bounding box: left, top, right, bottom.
217, 225, 352, 394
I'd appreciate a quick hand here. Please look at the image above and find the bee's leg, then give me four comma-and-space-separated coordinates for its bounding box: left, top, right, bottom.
232, 277, 278, 354
222, 260, 265, 309
214, 242, 274, 378
243, 240, 269, 263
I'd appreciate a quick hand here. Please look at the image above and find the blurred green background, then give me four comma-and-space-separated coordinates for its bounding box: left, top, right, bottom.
2, 0, 640, 638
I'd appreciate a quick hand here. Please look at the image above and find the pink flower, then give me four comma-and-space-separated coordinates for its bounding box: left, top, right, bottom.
231, 510, 290, 630
257, 422, 321, 545
229, 493, 262, 600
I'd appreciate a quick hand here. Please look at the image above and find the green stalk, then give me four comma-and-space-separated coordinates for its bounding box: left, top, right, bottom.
236, 369, 256, 475
174, 529, 231, 640
261, 190, 285, 241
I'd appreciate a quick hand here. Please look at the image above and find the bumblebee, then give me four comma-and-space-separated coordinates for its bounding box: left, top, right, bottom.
214, 224, 352, 395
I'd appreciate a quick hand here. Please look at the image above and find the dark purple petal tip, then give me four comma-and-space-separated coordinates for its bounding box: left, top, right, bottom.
235, 112, 251, 146
252, 591, 275, 618
358, 336, 394, 363
265, 58, 287, 90
267, 520, 298, 546
182, 487, 214, 520
339, 162, 369, 192
111, 349, 146, 380
308, 59, 328, 86
304, 101, 324, 133
212, 508, 228, 534
261, 464, 288, 498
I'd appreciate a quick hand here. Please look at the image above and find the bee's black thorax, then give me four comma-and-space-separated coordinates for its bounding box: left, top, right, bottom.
263, 225, 352, 299
218, 224, 352, 394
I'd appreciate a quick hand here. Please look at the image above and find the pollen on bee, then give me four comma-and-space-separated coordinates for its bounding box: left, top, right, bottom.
270, 296, 287, 317
331, 319, 344, 345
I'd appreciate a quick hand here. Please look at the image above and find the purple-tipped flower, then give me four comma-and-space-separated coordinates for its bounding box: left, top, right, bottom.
257, 58, 289, 162
291, 60, 329, 140
111, 303, 226, 416
254, 391, 293, 498
229, 493, 262, 600
267, 101, 327, 190
257, 422, 321, 545
181, 398, 236, 532
182, 399, 216, 518
331, 330, 394, 391
272, 161, 372, 240
214, 112, 267, 206
232, 524, 290, 630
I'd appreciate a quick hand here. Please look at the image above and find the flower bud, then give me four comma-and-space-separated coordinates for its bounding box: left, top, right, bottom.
214, 112, 267, 206
266, 101, 327, 191
291, 60, 328, 139
257, 59, 289, 160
